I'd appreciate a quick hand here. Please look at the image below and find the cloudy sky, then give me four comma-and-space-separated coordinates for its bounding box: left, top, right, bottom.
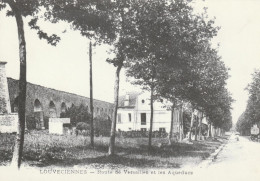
1, 0, 260, 124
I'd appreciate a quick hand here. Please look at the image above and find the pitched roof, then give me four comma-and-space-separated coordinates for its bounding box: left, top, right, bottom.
118, 91, 142, 108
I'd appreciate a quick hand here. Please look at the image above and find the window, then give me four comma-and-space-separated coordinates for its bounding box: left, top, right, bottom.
141, 128, 147, 132
141, 113, 146, 125
159, 128, 166, 133
141, 99, 145, 104
118, 113, 121, 123
128, 113, 132, 122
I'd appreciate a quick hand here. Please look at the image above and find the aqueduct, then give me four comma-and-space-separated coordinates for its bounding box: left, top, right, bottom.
7, 78, 114, 129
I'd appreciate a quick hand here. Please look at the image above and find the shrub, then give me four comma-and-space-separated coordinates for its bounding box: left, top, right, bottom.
76, 122, 89, 131
60, 104, 90, 126
26, 115, 36, 130
94, 116, 111, 136
44, 116, 49, 129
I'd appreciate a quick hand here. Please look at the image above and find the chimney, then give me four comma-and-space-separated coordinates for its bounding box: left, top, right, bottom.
0, 61, 11, 114
124, 94, 130, 106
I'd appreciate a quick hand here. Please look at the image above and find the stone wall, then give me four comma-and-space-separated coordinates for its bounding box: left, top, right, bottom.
0, 62, 11, 114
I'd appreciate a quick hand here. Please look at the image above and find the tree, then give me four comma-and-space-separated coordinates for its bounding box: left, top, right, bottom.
124, 0, 219, 148
138, 2, 220, 143
106, 0, 140, 155
42, 0, 117, 148
60, 104, 90, 126
89, 41, 94, 147
178, 44, 232, 140
244, 70, 260, 126
0, 0, 61, 169
237, 69, 260, 135
125, 0, 179, 151
236, 112, 250, 135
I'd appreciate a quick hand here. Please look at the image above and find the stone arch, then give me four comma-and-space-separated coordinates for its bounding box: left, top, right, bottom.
61, 102, 67, 113
34, 99, 43, 112
49, 101, 57, 118
34, 99, 44, 129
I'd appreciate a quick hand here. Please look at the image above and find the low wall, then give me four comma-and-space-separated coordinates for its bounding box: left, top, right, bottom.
49, 118, 70, 135
0, 113, 18, 133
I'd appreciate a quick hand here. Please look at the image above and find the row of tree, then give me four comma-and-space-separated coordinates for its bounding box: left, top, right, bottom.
236, 70, 260, 135
0, 0, 233, 169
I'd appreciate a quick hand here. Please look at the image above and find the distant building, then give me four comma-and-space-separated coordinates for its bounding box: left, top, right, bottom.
117, 91, 178, 133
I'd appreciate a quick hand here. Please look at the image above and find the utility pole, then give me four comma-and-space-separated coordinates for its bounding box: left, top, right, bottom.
89, 41, 94, 148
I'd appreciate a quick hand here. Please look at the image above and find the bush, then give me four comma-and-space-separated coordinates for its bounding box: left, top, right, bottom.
60, 104, 90, 126
76, 122, 89, 131
26, 115, 36, 130
94, 116, 111, 136
44, 116, 49, 129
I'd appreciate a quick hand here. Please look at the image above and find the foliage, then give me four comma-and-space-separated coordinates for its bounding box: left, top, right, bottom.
60, 104, 90, 126
42, 0, 116, 44
236, 112, 250, 135
94, 116, 111, 136
25, 115, 36, 130
244, 70, 260, 125
237, 69, 260, 134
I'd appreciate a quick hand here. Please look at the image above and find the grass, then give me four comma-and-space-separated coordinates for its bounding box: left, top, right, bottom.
0, 130, 226, 168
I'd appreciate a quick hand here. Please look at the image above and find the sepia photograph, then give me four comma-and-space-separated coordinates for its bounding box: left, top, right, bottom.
0, 0, 260, 180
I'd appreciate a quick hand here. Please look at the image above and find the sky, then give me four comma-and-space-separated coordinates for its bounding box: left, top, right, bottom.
1, 0, 260, 124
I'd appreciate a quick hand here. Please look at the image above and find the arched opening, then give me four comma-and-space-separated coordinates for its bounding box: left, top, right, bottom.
34, 99, 44, 129
49, 101, 57, 118
61, 102, 67, 113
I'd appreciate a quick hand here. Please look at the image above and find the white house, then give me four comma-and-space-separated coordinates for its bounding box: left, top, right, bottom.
117, 91, 175, 133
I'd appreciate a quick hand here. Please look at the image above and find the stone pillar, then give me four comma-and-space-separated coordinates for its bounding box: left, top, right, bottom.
0, 61, 11, 114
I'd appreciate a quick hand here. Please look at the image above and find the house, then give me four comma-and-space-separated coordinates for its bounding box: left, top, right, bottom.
117, 91, 177, 133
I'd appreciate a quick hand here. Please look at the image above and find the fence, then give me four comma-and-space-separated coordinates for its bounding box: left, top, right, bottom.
116, 130, 168, 138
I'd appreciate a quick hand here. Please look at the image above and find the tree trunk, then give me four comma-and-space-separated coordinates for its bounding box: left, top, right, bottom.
194, 117, 198, 141
189, 110, 194, 142
89, 41, 94, 148
148, 86, 154, 151
108, 65, 122, 155
168, 106, 174, 145
198, 112, 203, 140
208, 122, 212, 138
10, 1, 27, 169
179, 105, 184, 142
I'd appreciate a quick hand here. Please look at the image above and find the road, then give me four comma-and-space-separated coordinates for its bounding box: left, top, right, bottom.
196, 135, 260, 181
